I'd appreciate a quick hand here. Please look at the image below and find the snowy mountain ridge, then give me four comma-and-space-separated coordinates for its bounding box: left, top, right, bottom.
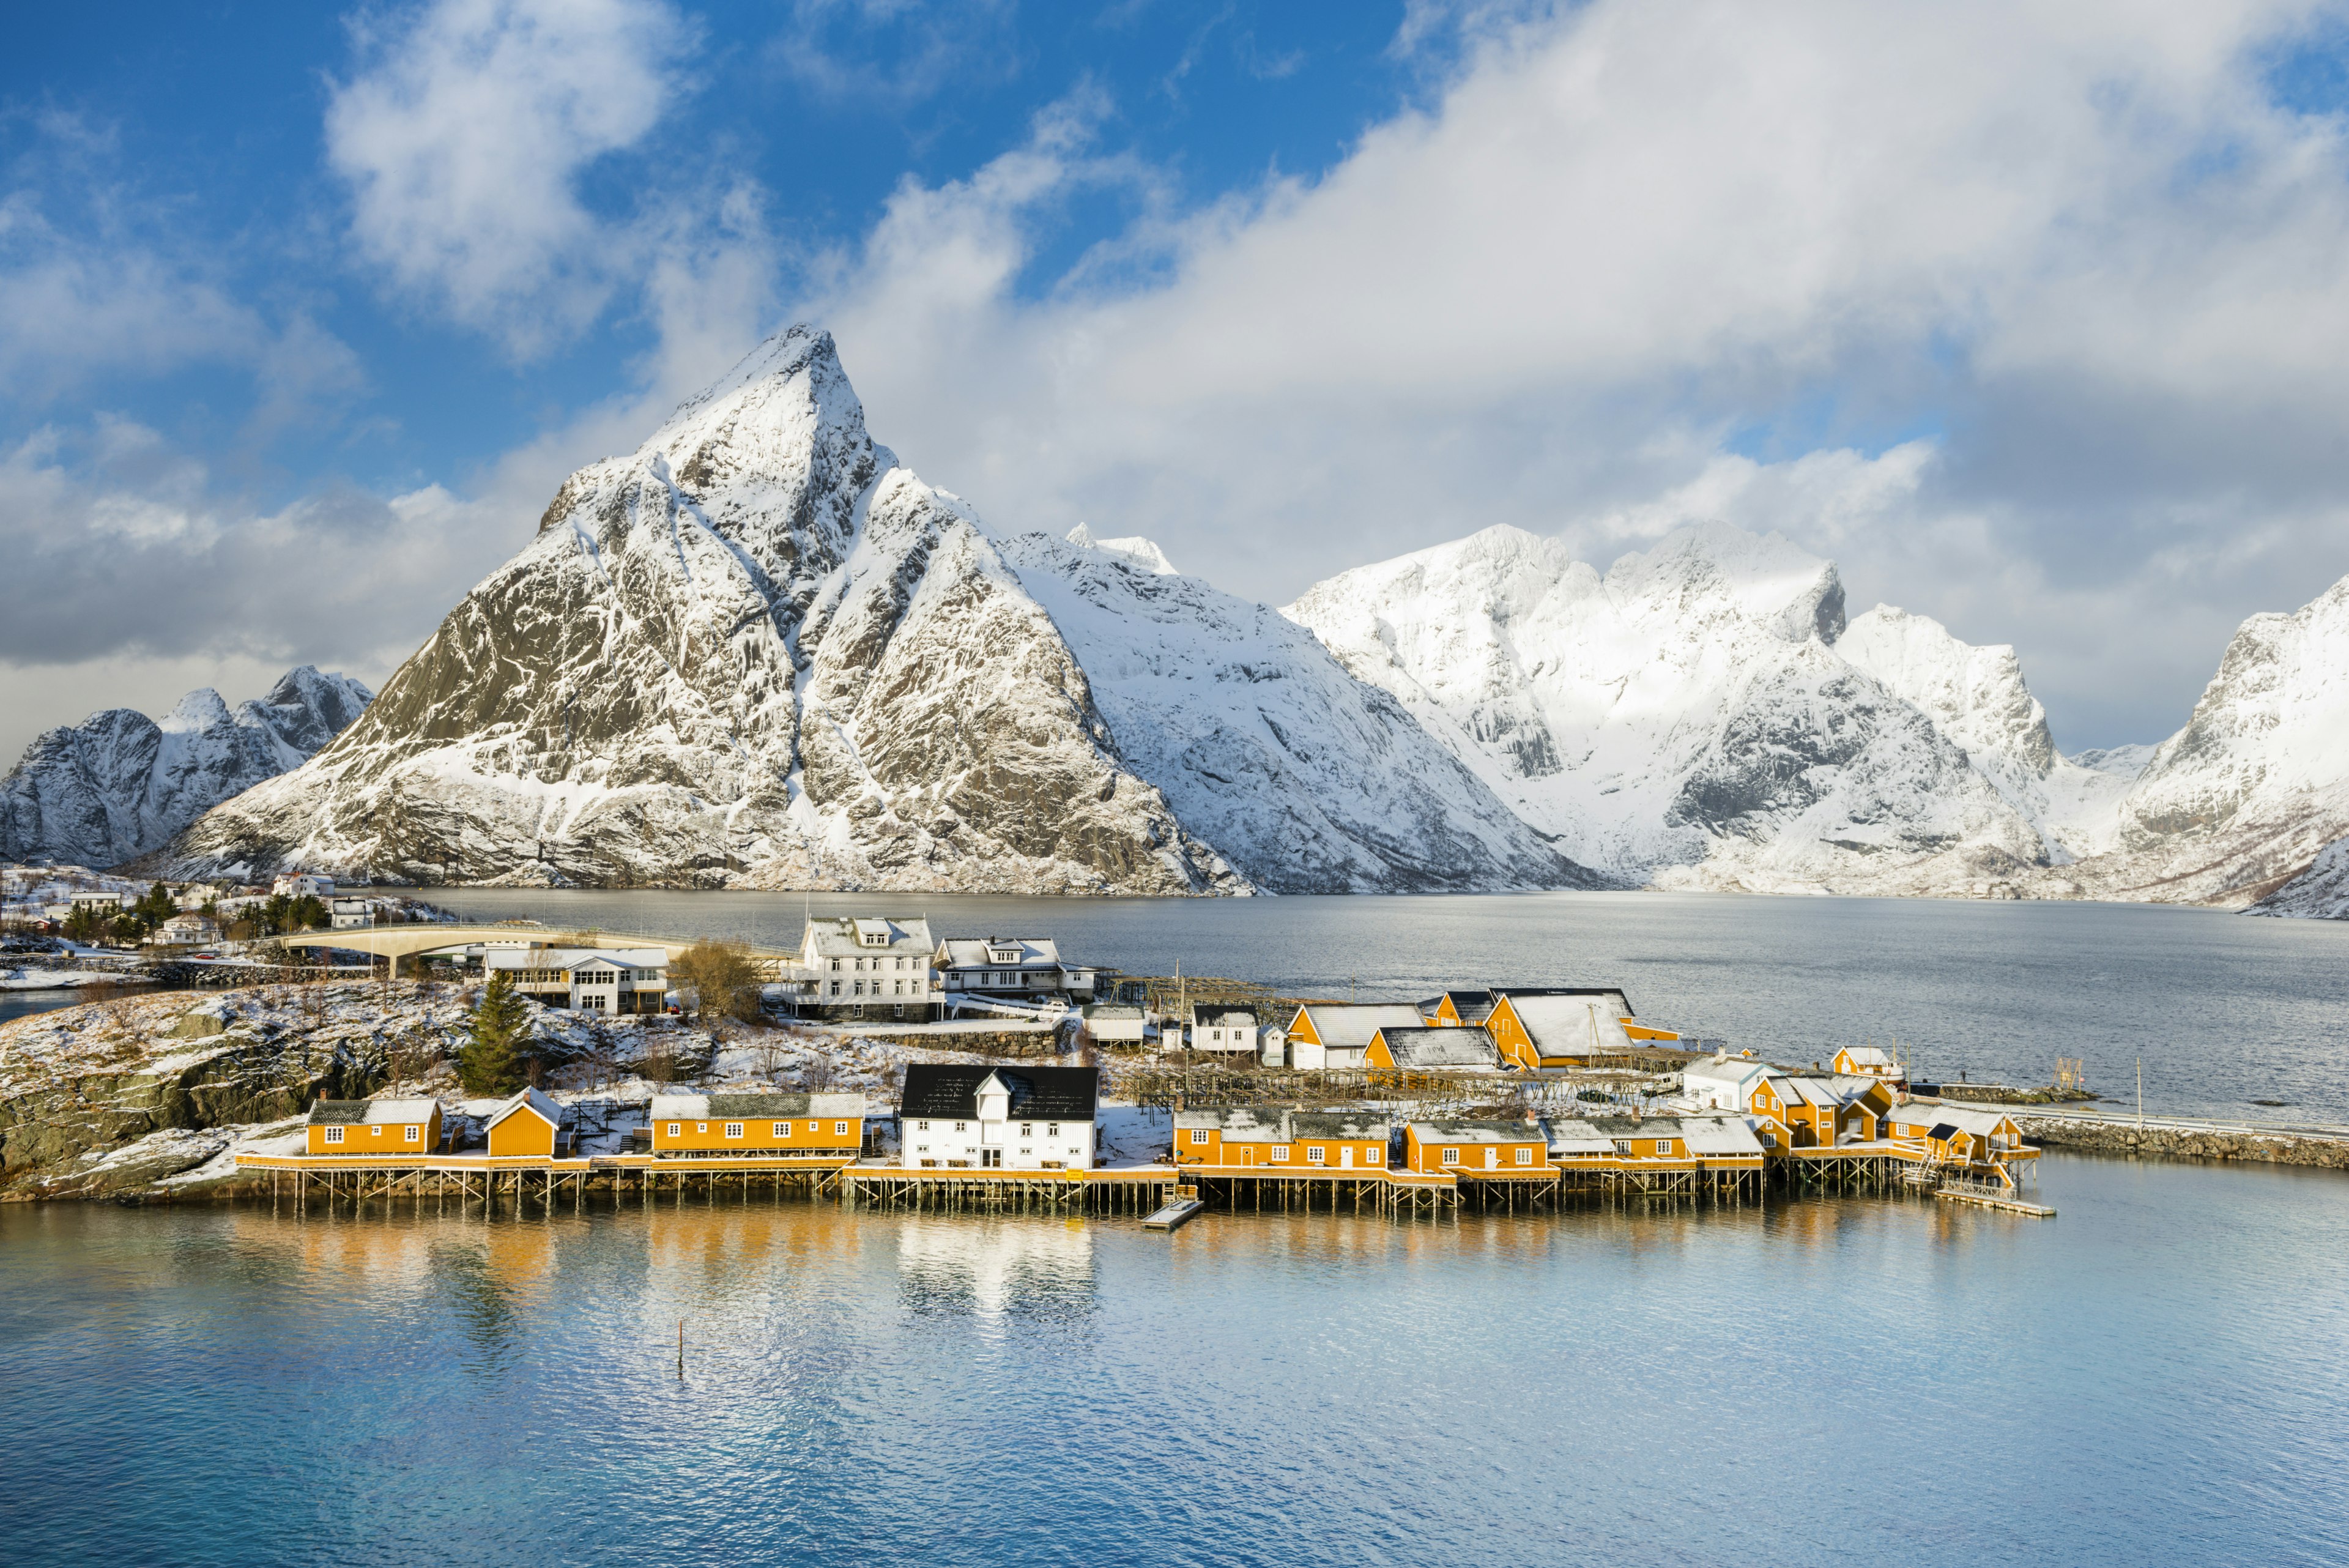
0, 668, 373, 868
160, 328, 1595, 894
1283, 522, 2349, 907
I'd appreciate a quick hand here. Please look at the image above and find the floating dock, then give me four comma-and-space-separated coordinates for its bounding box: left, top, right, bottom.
1143, 1195, 1206, 1231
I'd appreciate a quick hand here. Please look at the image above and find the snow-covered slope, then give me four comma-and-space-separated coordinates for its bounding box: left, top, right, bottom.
2249, 834, 2349, 918
0, 668, 372, 868
164, 327, 1593, 894
1001, 528, 1599, 892
2069, 576, 2349, 904
1283, 523, 2052, 893
1835, 605, 2138, 860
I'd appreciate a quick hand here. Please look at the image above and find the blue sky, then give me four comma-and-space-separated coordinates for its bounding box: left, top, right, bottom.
9, 0, 2349, 761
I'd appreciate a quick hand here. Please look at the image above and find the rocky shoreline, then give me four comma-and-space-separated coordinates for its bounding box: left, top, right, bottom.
2015, 1112, 2349, 1170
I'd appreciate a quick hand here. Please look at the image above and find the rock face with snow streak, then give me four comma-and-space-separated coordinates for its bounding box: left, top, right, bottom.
2075, 576, 2349, 904
1835, 606, 2140, 861
1001, 529, 1599, 893
2249, 834, 2349, 918
165, 328, 1592, 894
0, 668, 373, 868
1283, 523, 2055, 893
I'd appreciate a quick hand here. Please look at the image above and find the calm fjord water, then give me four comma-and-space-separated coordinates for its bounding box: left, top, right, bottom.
427, 889, 2349, 1122
3, 1162, 2347, 1568
7, 893, 2347, 1566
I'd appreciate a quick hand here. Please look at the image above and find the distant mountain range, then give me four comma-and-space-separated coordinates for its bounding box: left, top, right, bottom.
0, 667, 372, 868
13, 325, 2349, 915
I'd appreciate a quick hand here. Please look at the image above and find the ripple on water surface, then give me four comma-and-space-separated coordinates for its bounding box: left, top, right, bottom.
3, 1156, 2348, 1567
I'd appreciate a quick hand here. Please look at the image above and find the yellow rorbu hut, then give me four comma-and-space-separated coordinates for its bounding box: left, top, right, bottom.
306, 1098, 442, 1156
648, 1093, 867, 1156
1482, 989, 1679, 1070
1403, 1119, 1549, 1175
1173, 1108, 1390, 1170
1887, 1102, 2036, 1176
484, 1088, 568, 1158
1364, 1025, 1504, 1071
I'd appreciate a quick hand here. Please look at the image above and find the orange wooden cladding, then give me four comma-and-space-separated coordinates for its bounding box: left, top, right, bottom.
653, 1116, 863, 1155
308, 1108, 440, 1156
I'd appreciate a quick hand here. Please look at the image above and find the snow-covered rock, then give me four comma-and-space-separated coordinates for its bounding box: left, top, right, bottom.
1283, 522, 2050, 893
2250, 834, 2349, 918
1836, 605, 2137, 860
2073, 576, 2349, 905
0, 667, 372, 868
1000, 531, 1598, 892
163, 327, 1592, 894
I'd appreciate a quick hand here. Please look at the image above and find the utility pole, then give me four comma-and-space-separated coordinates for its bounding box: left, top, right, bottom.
2136, 1056, 2143, 1131
1177, 959, 1189, 1111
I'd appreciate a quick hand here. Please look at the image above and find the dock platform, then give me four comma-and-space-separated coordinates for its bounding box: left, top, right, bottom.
1143, 1195, 1206, 1231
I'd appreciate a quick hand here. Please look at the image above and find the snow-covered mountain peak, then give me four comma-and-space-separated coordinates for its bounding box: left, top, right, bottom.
1064, 524, 1179, 576
160, 689, 232, 734
1605, 522, 1848, 645
1838, 605, 2055, 776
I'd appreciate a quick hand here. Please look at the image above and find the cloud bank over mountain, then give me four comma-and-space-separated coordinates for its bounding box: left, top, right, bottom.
7, 0, 2349, 771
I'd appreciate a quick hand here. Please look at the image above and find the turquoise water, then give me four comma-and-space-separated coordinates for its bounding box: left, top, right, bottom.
2, 1157, 2346, 1567
425, 889, 2349, 1123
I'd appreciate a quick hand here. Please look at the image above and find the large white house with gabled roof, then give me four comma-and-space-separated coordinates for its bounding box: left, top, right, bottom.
796, 915, 940, 1020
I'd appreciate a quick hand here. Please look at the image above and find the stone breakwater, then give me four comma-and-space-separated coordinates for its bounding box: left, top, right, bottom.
2016, 1113, 2349, 1170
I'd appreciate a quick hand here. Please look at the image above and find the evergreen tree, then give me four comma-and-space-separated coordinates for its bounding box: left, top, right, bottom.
462, 972, 530, 1096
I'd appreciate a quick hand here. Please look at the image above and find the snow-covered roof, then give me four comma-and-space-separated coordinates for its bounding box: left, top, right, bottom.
1837, 1046, 1896, 1068
1376, 1025, 1502, 1069
1499, 993, 1635, 1057
484, 948, 666, 972
1895, 1102, 2017, 1137
1685, 1053, 1773, 1087
1408, 1119, 1544, 1143
1675, 1116, 1768, 1156
651, 1092, 865, 1120
803, 916, 933, 957
1191, 1003, 1256, 1026
309, 1098, 439, 1126
935, 936, 1064, 967
485, 1087, 565, 1129
1543, 1118, 1616, 1156
1174, 1107, 1392, 1143
1291, 1003, 1425, 1049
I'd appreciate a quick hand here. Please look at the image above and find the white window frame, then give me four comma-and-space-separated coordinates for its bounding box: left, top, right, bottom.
1189, 1129, 1209, 1145
324, 1125, 344, 1145
1271, 1146, 1291, 1163
668, 1123, 682, 1138
834, 1121, 850, 1136
371, 1125, 384, 1137
697, 1123, 709, 1134
1515, 1147, 1532, 1165
773, 1123, 789, 1138
1440, 1147, 1459, 1166
1307, 1146, 1326, 1165
405, 1125, 420, 1143
1365, 1146, 1382, 1165
724, 1123, 744, 1140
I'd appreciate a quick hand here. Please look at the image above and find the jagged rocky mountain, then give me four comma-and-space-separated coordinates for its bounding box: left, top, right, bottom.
1283, 523, 2349, 904
1284, 524, 2068, 894
1001, 530, 1589, 893
164, 329, 1595, 894
0, 667, 372, 868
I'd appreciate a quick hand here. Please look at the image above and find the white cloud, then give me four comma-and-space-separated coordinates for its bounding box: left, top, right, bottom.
792, 0, 2349, 747
325, 0, 700, 354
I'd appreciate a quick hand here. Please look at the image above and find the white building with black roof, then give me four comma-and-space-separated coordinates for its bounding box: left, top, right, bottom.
1186, 1003, 1258, 1054
899, 1065, 1101, 1170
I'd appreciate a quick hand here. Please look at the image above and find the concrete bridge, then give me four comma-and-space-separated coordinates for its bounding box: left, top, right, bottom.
275, 924, 810, 981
